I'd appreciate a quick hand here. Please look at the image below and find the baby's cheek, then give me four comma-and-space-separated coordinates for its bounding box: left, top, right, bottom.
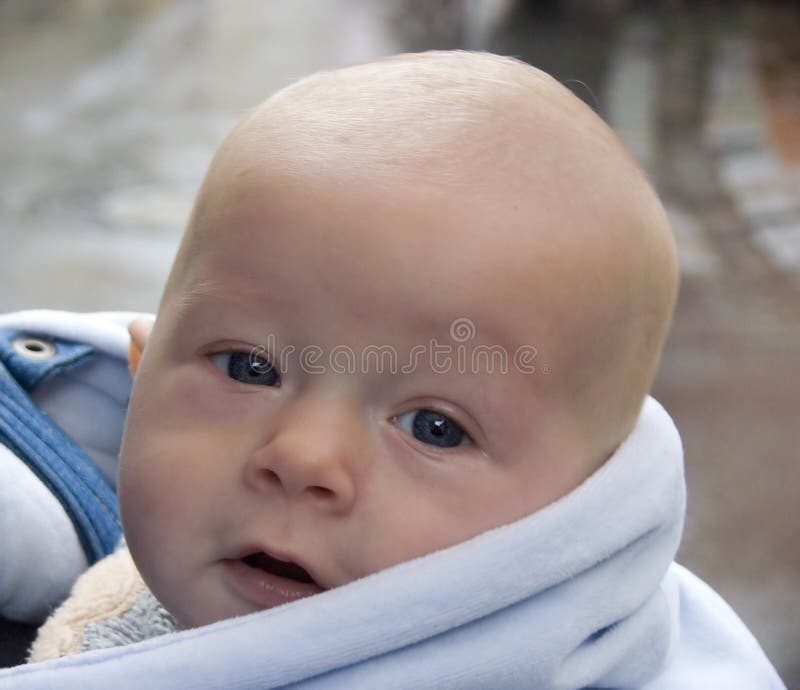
121, 427, 204, 510
120, 376, 221, 509
118, 442, 170, 541
118, 437, 204, 586
172, 360, 272, 424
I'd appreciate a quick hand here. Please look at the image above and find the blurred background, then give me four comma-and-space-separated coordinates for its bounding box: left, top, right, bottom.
1, 0, 798, 681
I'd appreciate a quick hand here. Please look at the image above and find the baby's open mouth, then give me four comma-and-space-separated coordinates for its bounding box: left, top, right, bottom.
241, 551, 316, 585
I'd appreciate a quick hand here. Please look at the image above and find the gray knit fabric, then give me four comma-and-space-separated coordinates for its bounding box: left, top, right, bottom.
80, 587, 177, 652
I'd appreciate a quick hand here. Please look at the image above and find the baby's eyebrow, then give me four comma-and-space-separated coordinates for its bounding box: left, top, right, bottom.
172, 280, 298, 322
172, 280, 226, 319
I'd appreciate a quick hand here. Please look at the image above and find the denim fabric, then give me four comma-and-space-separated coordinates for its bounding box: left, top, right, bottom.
0, 328, 93, 392
0, 328, 121, 563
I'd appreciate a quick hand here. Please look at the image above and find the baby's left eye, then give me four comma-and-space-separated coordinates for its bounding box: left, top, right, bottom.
212, 351, 280, 387
393, 409, 471, 449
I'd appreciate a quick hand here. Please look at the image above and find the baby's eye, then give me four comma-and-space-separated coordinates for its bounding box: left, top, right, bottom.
393, 409, 470, 449
212, 351, 280, 387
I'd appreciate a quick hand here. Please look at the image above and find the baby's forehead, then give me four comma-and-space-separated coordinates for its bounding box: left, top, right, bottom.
180, 180, 559, 372
190, 53, 649, 345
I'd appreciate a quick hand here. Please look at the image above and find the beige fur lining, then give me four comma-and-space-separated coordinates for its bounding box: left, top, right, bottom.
27, 548, 144, 662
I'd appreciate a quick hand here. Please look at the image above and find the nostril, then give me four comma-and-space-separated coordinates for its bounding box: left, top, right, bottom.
261, 469, 281, 485
308, 486, 335, 500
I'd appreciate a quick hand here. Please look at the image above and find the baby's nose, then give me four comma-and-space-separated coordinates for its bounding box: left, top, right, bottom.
244, 395, 359, 513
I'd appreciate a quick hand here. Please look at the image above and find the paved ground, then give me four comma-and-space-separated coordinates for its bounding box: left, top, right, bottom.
1, 0, 798, 681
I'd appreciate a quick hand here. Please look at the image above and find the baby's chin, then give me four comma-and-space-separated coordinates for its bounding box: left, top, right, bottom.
132, 566, 231, 630
163, 593, 251, 631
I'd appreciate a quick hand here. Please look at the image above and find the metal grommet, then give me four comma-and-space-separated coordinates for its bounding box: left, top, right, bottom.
12, 336, 57, 361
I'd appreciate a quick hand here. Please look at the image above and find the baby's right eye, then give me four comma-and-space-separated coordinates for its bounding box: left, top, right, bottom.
212, 351, 280, 387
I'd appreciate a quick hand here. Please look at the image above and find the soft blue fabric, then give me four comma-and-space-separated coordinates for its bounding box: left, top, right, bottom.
0, 311, 135, 622
0, 329, 121, 564
0, 319, 786, 690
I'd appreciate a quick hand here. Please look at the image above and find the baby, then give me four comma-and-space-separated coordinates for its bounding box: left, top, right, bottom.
119, 49, 677, 628
13, 50, 785, 688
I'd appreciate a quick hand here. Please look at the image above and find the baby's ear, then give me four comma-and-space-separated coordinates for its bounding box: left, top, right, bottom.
127, 316, 155, 377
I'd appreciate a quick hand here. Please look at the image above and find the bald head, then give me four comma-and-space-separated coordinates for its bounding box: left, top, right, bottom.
172, 51, 678, 466
207, 51, 621, 191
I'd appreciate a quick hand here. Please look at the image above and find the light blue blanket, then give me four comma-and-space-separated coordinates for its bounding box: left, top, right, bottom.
0, 311, 786, 689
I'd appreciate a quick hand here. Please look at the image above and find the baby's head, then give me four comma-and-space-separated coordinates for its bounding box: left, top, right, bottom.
118, 51, 678, 628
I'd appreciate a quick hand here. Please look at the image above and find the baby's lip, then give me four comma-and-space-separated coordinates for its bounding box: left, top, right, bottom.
228, 544, 324, 589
